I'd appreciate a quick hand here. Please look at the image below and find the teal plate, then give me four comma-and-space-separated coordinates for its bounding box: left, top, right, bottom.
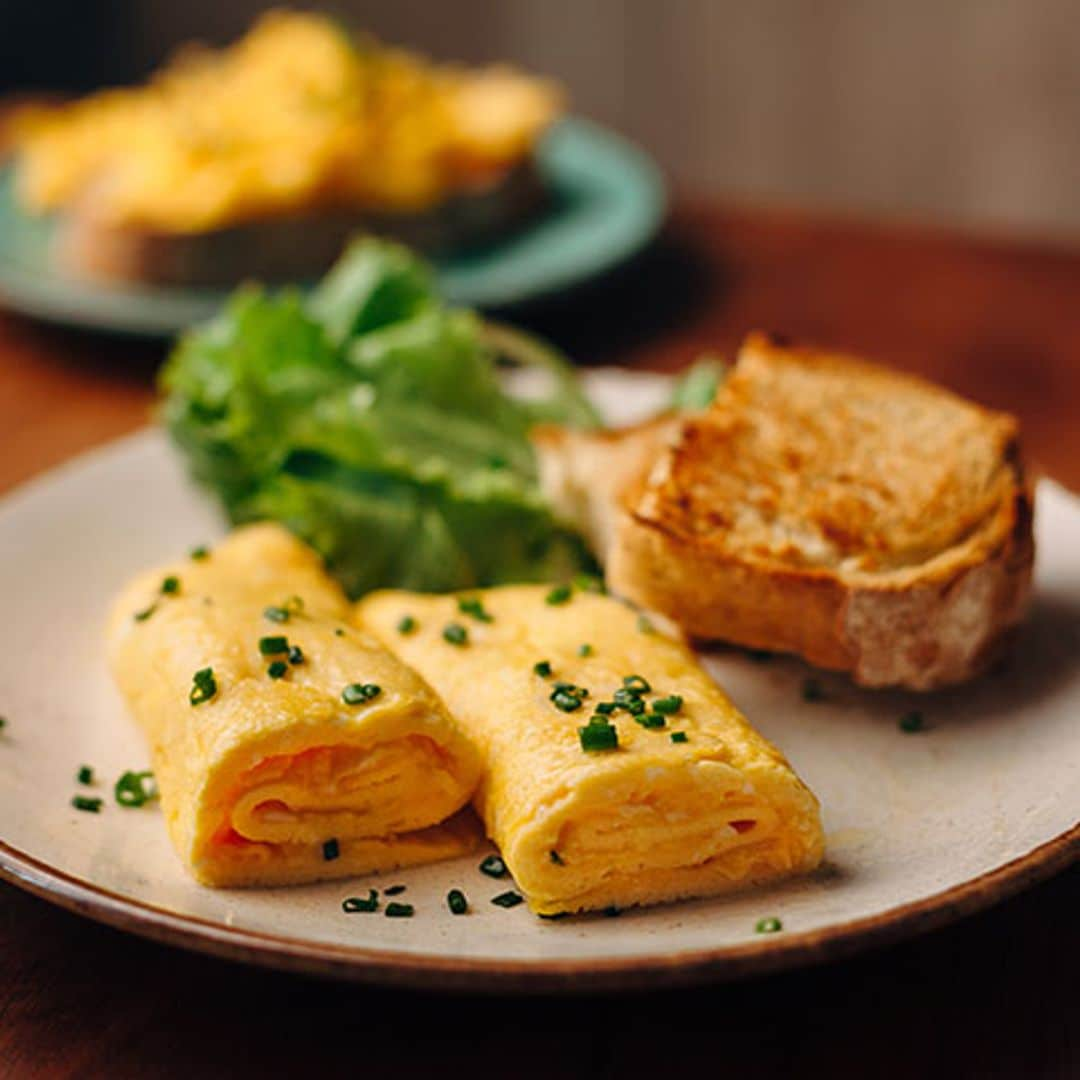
0, 118, 665, 336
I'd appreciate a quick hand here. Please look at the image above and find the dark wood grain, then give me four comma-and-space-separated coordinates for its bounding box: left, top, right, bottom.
1, 205, 1078, 1078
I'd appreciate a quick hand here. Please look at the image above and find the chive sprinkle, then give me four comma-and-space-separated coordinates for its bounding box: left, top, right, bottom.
652, 694, 683, 715
263, 605, 290, 623
161, 576, 180, 596
622, 674, 651, 694
334, 628, 345, 637
447, 889, 468, 915
189, 545, 210, 561
267, 660, 288, 679
457, 597, 494, 623
549, 850, 564, 866
0, 716, 6, 731
594, 701, 616, 715
573, 573, 606, 594
323, 838, 340, 861
385, 902, 415, 918
397, 615, 417, 635
342, 890, 378, 913
899, 711, 926, 733
637, 614, 656, 634
551, 689, 585, 712
114, 770, 157, 807
755, 916, 783, 934
189, 667, 217, 706
579, 721, 618, 752
133, 604, 157, 623
77, 765, 93, 785
442, 623, 468, 646
533, 660, 553, 678
635, 712, 666, 729
258, 634, 289, 655
383, 884, 407, 896
491, 891, 524, 909
72, 795, 102, 813
342, 683, 381, 705
479, 854, 508, 878
577, 643, 593, 657
288, 645, 304, 665
670, 732, 689, 744
801, 678, 826, 703
545, 584, 572, 606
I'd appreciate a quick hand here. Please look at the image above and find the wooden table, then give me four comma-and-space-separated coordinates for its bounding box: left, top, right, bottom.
2, 206, 1078, 1078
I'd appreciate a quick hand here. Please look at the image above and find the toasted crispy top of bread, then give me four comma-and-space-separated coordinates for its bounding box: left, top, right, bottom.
636, 333, 1023, 580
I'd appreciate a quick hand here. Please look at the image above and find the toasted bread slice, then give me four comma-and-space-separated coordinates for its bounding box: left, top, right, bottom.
537, 333, 1035, 689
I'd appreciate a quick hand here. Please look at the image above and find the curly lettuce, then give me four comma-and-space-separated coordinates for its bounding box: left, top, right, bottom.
160, 238, 599, 596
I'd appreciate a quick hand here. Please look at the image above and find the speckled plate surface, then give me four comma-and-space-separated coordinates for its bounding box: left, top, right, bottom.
0, 118, 666, 335
0, 371, 1077, 992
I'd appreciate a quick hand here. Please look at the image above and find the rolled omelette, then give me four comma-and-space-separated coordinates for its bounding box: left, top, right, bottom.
106, 523, 482, 887
358, 586, 824, 915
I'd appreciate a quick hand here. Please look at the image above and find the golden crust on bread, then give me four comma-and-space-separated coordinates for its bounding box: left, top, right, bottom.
536, 333, 1035, 689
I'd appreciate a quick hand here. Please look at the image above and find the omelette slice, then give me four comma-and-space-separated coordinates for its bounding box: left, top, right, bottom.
358, 586, 824, 915
106, 524, 482, 887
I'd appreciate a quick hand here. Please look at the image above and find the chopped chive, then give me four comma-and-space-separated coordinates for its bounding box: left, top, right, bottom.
670, 731, 689, 744
622, 674, 651, 694
189, 545, 210, 561
578, 722, 618, 752
77, 765, 93, 785
491, 891, 524, 909
549, 850, 564, 866
652, 694, 683, 715
0, 716, 6, 731
342, 683, 381, 705
114, 770, 157, 807
397, 615, 417, 635
288, 645, 304, 665
577, 643, 593, 657
634, 712, 666, 729
342, 890, 378, 913
637, 614, 656, 634
258, 634, 289, 655
264, 605, 289, 623
267, 660, 288, 679
801, 678, 826, 703
533, 660, 553, 678
133, 604, 157, 623
322, 838, 340, 862
551, 689, 585, 712
594, 701, 616, 715
383, 884, 407, 896
189, 667, 217, 706
899, 711, 926, 733
755, 916, 783, 934
479, 854, 508, 879
447, 889, 468, 915
334, 628, 345, 637
612, 688, 645, 714
442, 623, 468, 646
385, 902, 414, 918
161, 576, 180, 596
72, 795, 102, 813
572, 573, 606, 594
545, 584, 572, 606
457, 597, 494, 623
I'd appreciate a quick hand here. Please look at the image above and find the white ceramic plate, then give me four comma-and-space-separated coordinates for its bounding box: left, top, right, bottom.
1, 371, 1077, 991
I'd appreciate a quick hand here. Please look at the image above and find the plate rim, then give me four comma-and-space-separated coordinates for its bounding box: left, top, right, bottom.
1, 425, 1077, 992
0, 116, 667, 335
2, 826, 1076, 993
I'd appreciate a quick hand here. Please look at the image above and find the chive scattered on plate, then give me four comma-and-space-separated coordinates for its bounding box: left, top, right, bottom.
479, 854, 508, 878
491, 891, 524, 909
77, 765, 93, 786
755, 916, 782, 934
383, 884, 407, 896
447, 889, 468, 915
342, 890, 378, 913
72, 795, 102, 813
899, 711, 926, 733
385, 902, 415, 918
801, 678, 825, 703
114, 770, 157, 808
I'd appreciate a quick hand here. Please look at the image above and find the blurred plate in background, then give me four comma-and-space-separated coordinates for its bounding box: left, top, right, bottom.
0, 117, 665, 336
